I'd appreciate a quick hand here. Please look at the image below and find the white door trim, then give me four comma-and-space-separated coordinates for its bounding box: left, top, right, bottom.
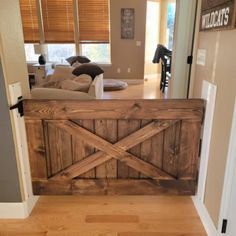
197, 80, 217, 202
6, 82, 39, 219
192, 196, 219, 236
218, 97, 236, 235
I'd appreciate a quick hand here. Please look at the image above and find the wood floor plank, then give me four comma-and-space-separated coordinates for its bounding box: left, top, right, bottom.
0, 196, 206, 236
85, 215, 139, 223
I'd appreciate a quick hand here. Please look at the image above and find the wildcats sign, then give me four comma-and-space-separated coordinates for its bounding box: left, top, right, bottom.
200, 0, 236, 31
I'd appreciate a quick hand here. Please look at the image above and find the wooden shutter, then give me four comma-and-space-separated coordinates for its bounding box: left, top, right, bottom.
78, 0, 110, 43
19, 0, 40, 43
41, 0, 75, 43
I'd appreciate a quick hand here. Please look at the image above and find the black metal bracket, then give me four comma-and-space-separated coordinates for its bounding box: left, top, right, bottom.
10, 96, 24, 117
187, 55, 193, 65
221, 219, 228, 234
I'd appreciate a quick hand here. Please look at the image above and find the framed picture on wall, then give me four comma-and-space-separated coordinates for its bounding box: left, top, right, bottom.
121, 8, 135, 39
200, 0, 236, 31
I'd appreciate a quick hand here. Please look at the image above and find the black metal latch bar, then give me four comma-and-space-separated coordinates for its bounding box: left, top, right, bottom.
10, 96, 24, 117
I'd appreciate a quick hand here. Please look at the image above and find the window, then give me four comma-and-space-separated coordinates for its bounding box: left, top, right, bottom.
19, 0, 40, 43
24, 44, 39, 61
145, 1, 160, 62
78, 0, 110, 63
167, 3, 176, 50
41, 0, 75, 43
81, 43, 110, 63
47, 44, 76, 63
78, 0, 110, 43
20, 0, 111, 63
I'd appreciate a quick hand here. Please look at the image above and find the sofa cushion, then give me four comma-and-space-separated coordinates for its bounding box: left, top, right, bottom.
72, 63, 104, 79
66, 55, 91, 66
30, 88, 94, 100
50, 66, 75, 82
61, 74, 92, 92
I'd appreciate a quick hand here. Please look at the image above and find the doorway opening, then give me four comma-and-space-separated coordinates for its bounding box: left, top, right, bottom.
144, 0, 176, 92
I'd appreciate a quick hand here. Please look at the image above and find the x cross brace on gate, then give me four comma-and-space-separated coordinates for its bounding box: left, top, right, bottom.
50, 120, 179, 181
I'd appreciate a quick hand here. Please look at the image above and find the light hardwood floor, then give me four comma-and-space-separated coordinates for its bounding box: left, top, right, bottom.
103, 77, 170, 99
0, 196, 206, 236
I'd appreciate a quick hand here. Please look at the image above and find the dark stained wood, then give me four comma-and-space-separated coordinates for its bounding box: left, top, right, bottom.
25, 120, 47, 179
140, 120, 153, 178
55, 120, 174, 180
127, 120, 141, 178
33, 179, 72, 195
200, 0, 236, 31
117, 120, 130, 178
47, 122, 73, 175
72, 179, 196, 195
32, 179, 196, 195
43, 121, 51, 177
52, 120, 170, 180
24, 99, 204, 196
72, 120, 95, 178
163, 121, 181, 178
24, 99, 204, 120
178, 121, 202, 179
95, 120, 117, 178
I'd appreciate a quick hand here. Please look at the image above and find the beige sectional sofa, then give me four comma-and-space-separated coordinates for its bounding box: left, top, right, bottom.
30, 74, 104, 100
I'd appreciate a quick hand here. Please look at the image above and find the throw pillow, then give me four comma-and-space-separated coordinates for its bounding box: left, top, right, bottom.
61, 74, 92, 92
72, 63, 104, 79
50, 66, 75, 82
66, 55, 91, 66
71, 61, 82, 68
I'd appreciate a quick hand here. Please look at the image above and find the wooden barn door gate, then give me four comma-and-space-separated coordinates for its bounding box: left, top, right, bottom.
24, 99, 204, 195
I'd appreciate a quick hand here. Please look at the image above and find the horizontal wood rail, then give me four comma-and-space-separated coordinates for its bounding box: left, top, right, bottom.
24, 99, 204, 195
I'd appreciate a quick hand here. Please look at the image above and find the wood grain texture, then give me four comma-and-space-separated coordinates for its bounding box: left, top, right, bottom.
24, 99, 204, 120
85, 215, 139, 223
33, 179, 196, 195
72, 179, 196, 195
163, 121, 181, 177
55, 121, 174, 180
72, 120, 95, 178
178, 121, 202, 179
25, 120, 47, 179
95, 120, 117, 178
0, 196, 207, 235
47, 122, 73, 175
24, 99, 204, 196
52, 120, 169, 180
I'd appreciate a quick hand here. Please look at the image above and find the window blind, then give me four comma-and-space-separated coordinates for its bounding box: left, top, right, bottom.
41, 0, 75, 43
19, 0, 40, 43
78, 0, 110, 43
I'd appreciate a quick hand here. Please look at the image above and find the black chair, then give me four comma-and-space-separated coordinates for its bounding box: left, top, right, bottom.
153, 44, 172, 93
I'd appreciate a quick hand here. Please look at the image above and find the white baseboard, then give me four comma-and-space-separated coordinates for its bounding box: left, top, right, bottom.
192, 196, 219, 236
0, 196, 39, 219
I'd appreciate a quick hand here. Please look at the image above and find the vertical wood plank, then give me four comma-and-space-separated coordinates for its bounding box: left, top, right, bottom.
149, 127, 164, 169
25, 120, 47, 179
163, 121, 181, 177
72, 120, 95, 178
178, 120, 201, 179
117, 120, 129, 178
140, 120, 153, 178
127, 120, 141, 178
59, 128, 73, 170
95, 120, 117, 178
43, 121, 51, 177
48, 123, 62, 175
47, 122, 73, 176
